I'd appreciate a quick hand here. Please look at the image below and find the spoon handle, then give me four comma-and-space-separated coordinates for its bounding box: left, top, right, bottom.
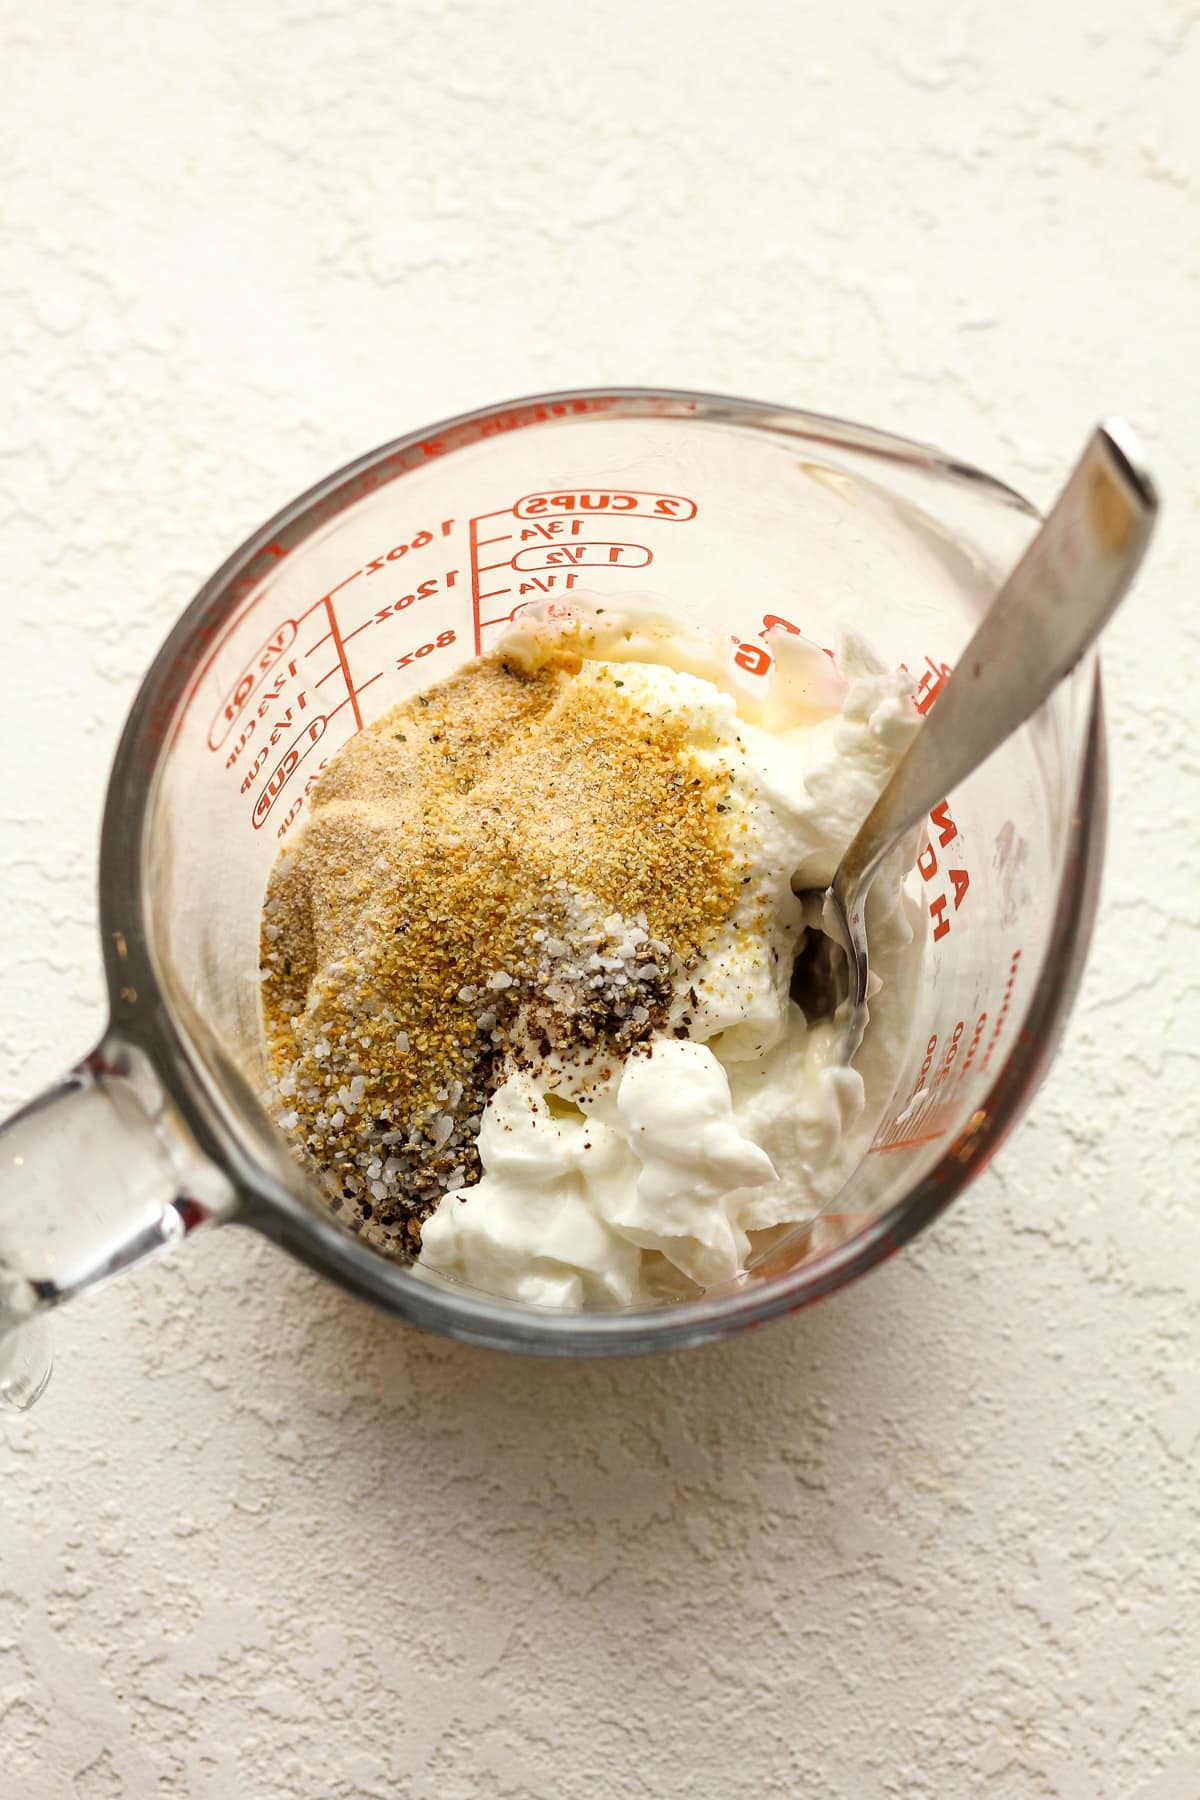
838, 420, 1158, 897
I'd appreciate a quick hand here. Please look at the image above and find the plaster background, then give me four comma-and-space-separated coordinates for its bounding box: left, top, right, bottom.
2, 2, 1198, 1794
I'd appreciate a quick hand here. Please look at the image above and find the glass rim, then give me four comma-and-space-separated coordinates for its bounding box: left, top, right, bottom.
95, 386, 1104, 1355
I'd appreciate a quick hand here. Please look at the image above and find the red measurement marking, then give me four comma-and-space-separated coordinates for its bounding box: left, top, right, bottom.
469, 490, 698, 652
326, 598, 360, 731
871, 1010, 976, 1154
917, 801, 969, 941
913, 654, 952, 715
481, 594, 583, 631
206, 589, 357, 754
510, 542, 652, 573
868, 1130, 946, 1155
177, 404, 632, 732
929, 801, 957, 846
516, 519, 586, 544
341, 570, 461, 640
397, 628, 456, 670
479, 600, 528, 632
513, 490, 696, 521
871, 979, 1009, 1157
959, 1011, 987, 1081
251, 717, 327, 829
981, 948, 1022, 1073
238, 745, 268, 793
185, 524, 454, 730
734, 640, 771, 678
933, 1018, 965, 1088
200, 574, 390, 835
208, 620, 298, 750
469, 514, 484, 654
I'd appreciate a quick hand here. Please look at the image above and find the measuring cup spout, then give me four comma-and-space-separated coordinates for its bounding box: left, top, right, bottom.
0, 1036, 235, 1409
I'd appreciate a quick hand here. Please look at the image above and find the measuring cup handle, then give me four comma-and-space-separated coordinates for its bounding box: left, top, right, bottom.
0, 1035, 235, 1409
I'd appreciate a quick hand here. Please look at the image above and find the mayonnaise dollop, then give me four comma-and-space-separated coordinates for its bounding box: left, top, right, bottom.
417, 603, 923, 1307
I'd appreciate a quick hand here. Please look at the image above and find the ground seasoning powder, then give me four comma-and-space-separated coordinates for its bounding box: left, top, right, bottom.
260, 649, 746, 1258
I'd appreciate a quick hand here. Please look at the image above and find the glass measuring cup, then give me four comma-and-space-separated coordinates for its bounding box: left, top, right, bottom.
0, 389, 1105, 1407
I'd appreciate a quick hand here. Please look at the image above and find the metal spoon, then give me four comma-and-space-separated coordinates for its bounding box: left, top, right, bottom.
802, 420, 1158, 1062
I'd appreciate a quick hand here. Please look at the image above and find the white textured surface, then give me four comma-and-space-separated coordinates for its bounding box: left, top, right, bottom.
2, 2, 1198, 1793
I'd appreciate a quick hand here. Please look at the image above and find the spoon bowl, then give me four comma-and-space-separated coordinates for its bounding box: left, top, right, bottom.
800, 421, 1158, 1062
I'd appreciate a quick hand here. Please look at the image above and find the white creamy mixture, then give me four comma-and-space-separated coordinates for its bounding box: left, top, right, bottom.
416, 604, 923, 1307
